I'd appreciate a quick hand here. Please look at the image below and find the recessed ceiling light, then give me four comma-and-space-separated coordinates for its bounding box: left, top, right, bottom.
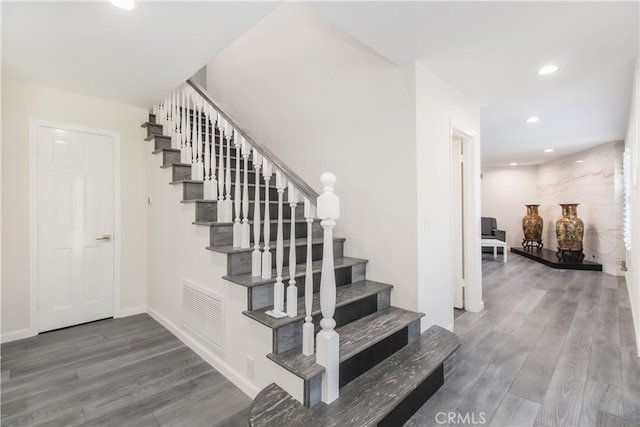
510, 162, 518, 166
110, 0, 135, 10
544, 148, 554, 153
576, 160, 584, 163
526, 117, 540, 123
538, 65, 558, 75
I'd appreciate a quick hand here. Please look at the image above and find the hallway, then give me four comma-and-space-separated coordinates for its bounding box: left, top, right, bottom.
407, 254, 640, 426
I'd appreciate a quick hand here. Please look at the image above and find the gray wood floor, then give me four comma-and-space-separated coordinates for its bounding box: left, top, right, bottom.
2, 254, 638, 426
0, 314, 251, 426
406, 254, 640, 427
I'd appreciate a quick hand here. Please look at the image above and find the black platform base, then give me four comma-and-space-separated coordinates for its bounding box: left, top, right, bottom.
511, 247, 602, 271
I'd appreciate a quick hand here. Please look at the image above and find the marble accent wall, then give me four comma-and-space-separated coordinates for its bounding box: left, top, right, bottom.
537, 141, 624, 275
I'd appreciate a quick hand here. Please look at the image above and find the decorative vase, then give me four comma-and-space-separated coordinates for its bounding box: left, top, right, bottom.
522, 204, 543, 241
555, 203, 584, 251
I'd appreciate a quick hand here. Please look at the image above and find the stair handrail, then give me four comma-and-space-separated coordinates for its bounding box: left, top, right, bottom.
186, 79, 319, 203
153, 81, 338, 403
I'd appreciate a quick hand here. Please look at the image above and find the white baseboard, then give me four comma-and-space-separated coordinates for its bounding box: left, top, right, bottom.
1, 328, 36, 344
624, 273, 640, 357
466, 301, 485, 313
146, 306, 260, 399
117, 306, 147, 318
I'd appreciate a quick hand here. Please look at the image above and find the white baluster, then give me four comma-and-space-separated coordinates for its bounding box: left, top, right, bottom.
184, 96, 192, 165
302, 197, 316, 356
240, 138, 251, 248
316, 172, 340, 404
167, 92, 174, 144
261, 158, 273, 279
272, 170, 287, 314
217, 115, 226, 222
191, 105, 201, 180
180, 92, 188, 163
203, 109, 215, 200
224, 122, 233, 222
233, 129, 242, 247
209, 107, 218, 200
251, 149, 263, 276
195, 104, 204, 180
287, 184, 299, 317
190, 99, 198, 176
173, 90, 180, 149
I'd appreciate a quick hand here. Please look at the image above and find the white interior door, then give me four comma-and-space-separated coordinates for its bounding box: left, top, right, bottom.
37, 125, 115, 332
452, 134, 466, 309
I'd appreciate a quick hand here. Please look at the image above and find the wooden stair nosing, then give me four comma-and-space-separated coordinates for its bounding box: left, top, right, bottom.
160, 162, 192, 168
206, 236, 345, 255
250, 326, 461, 427
266, 307, 424, 381
169, 180, 278, 191
153, 148, 180, 155
222, 256, 368, 288
243, 280, 393, 330
145, 134, 170, 142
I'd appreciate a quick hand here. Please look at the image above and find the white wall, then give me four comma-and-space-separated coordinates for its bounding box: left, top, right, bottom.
206, 2, 420, 313
481, 166, 539, 248
538, 141, 624, 275
145, 154, 273, 399
415, 64, 482, 330
1, 78, 148, 338
625, 58, 640, 356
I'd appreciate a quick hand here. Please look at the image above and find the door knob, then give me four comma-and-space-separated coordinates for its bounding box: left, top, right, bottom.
96, 234, 112, 241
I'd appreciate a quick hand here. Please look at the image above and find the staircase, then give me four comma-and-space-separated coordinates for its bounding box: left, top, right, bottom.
142, 80, 460, 426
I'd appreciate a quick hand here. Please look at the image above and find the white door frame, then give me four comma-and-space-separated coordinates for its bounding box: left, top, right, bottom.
450, 125, 483, 314
29, 119, 122, 335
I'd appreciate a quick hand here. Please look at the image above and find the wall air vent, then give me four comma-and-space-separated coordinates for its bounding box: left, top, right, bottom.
182, 280, 224, 354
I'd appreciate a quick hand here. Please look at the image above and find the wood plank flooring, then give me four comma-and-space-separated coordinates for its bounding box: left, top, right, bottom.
2, 254, 638, 426
406, 254, 640, 427
1, 314, 250, 426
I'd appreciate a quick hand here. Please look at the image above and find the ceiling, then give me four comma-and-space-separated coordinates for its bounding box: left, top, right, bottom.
2, 1, 638, 167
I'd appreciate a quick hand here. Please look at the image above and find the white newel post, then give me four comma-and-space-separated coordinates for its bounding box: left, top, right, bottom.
261, 158, 273, 279
251, 149, 263, 276
240, 139, 251, 248
232, 130, 242, 247
287, 184, 299, 317
316, 172, 340, 404
302, 197, 316, 356
273, 171, 287, 313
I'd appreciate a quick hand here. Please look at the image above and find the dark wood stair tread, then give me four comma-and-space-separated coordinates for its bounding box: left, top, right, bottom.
170, 180, 277, 189
194, 219, 312, 227
244, 280, 392, 330
250, 326, 461, 427
181, 199, 290, 205
266, 307, 424, 380
223, 257, 368, 288
207, 236, 345, 255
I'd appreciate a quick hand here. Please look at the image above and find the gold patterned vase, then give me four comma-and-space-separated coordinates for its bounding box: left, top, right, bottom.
555, 203, 584, 251
522, 204, 543, 241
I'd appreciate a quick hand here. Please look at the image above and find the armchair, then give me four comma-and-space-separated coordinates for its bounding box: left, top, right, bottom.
481, 217, 506, 253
